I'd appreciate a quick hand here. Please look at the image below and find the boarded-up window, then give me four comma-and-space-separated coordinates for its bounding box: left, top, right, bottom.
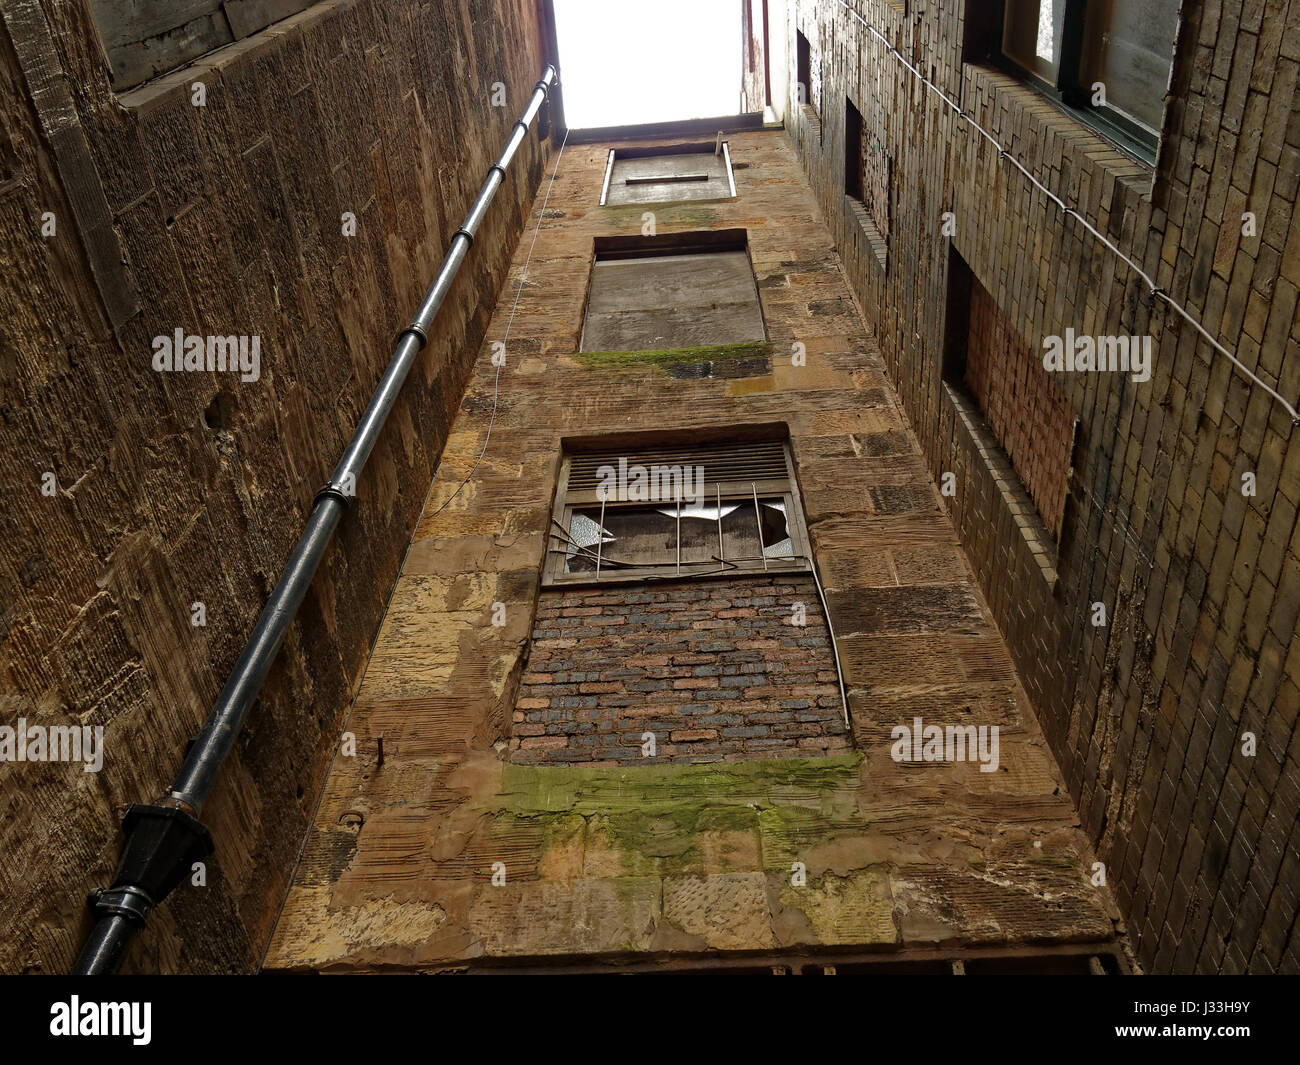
946, 253, 1076, 539
580, 234, 765, 353
601, 143, 736, 206
90, 1, 318, 91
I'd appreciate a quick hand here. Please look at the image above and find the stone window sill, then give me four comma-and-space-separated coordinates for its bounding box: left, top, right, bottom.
846, 196, 888, 274
960, 63, 1155, 206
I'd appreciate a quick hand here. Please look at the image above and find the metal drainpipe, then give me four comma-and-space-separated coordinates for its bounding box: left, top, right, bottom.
72, 64, 558, 976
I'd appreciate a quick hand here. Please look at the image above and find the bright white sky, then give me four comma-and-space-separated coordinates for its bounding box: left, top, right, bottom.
553, 0, 742, 128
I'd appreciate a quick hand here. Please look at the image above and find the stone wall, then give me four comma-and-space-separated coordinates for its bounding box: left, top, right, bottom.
0, 0, 551, 973
787, 0, 1300, 973
265, 127, 1118, 972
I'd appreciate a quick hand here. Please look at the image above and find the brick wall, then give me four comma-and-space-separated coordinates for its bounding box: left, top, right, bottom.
963, 277, 1075, 538
788, 0, 1300, 973
511, 576, 848, 766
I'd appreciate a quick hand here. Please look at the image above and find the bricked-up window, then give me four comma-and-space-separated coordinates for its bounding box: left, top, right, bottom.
844, 97, 889, 271
601, 143, 736, 206
511, 574, 849, 766
580, 231, 766, 352
944, 252, 1076, 540
89, 0, 318, 91
1001, 0, 1179, 158
545, 440, 810, 585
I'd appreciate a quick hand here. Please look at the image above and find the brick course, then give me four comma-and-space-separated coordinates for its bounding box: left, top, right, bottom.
511, 576, 848, 765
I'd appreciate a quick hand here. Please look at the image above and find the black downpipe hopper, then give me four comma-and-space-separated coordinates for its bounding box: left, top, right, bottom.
88, 804, 213, 924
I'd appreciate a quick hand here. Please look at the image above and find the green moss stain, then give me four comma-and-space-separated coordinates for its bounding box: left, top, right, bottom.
491, 755, 864, 878
498, 754, 860, 812
575, 341, 773, 371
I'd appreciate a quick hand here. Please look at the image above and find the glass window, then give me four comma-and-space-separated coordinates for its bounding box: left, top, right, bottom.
1001, 0, 1180, 154
1003, 0, 1067, 86
1077, 0, 1180, 133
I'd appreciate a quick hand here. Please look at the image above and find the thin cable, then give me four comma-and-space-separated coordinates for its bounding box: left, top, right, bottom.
808, 557, 851, 728
835, 0, 1300, 425
427, 128, 571, 520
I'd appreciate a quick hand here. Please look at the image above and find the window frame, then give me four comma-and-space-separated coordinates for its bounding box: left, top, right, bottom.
544, 441, 812, 587
599, 143, 737, 207
998, 0, 1176, 163
88, 0, 321, 93
578, 230, 767, 354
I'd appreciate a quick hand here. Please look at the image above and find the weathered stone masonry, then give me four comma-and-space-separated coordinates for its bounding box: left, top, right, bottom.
788, 0, 1300, 973
266, 128, 1119, 972
0, 0, 551, 974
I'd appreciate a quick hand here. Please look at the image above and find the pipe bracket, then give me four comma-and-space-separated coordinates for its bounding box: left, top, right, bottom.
87, 885, 154, 925
397, 324, 427, 351
313, 482, 353, 510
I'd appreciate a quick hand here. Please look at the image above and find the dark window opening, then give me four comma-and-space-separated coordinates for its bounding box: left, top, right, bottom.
796, 31, 811, 109
796, 29, 820, 114
844, 97, 889, 271
844, 98, 864, 201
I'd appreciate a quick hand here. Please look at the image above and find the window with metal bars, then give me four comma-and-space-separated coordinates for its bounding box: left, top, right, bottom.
545, 440, 810, 585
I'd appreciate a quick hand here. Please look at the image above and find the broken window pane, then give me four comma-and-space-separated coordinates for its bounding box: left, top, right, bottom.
563, 498, 792, 574
761, 500, 794, 558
